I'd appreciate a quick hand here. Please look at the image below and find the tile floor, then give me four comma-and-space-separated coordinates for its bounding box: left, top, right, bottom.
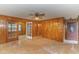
0, 35, 79, 54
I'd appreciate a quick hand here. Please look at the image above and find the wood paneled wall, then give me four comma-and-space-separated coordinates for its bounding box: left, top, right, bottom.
32, 21, 42, 36
0, 15, 27, 35
0, 20, 7, 43
0, 15, 65, 43
40, 17, 65, 42
17, 22, 26, 35
26, 17, 65, 42
32, 21, 38, 36
0, 15, 27, 43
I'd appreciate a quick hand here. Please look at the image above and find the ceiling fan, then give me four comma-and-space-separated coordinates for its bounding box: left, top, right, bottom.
29, 12, 45, 20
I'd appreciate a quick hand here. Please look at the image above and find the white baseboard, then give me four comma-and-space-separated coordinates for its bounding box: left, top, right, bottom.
64, 40, 78, 44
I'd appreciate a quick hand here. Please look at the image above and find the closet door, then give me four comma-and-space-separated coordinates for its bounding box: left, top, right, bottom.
0, 20, 7, 43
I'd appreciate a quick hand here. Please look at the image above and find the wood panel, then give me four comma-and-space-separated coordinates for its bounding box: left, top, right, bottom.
7, 20, 18, 42
0, 15, 65, 43
0, 15, 26, 43
37, 22, 42, 36
0, 20, 7, 43
17, 22, 26, 35
32, 22, 38, 36
40, 17, 65, 42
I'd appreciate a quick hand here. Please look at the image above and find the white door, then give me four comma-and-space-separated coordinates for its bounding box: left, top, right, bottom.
26, 22, 32, 39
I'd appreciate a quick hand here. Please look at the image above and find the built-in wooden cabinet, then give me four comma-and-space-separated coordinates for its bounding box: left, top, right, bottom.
7, 22, 18, 42
0, 19, 19, 43
0, 16, 21, 43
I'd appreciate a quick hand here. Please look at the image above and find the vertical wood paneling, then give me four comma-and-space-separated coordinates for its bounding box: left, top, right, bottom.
0, 20, 7, 43
0, 15, 65, 43
40, 17, 64, 42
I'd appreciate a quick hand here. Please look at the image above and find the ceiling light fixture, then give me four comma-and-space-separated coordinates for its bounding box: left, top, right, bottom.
29, 12, 45, 20
35, 17, 39, 20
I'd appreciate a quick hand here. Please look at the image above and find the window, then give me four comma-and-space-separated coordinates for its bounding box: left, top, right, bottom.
12, 24, 17, 32
26, 22, 32, 36
8, 23, 17, 32
8, 24, 12, 32
18, 24, 22, 31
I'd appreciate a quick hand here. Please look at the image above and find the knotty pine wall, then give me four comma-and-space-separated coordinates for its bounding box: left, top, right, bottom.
28, 17, 65, 42
26, 17, 65, 42
32, 21, 43, 37
40, 17, 65, 42
0, 15, 65, 43
0, 19, 7, 43
17, 22, 26, 35
0, 15, 27, 43
0, 15, 27, 35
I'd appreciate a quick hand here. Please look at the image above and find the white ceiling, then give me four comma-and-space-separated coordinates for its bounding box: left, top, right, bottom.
0, 4, 79, 19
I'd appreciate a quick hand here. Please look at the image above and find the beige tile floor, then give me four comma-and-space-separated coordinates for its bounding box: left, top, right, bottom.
0, 36, 79, 54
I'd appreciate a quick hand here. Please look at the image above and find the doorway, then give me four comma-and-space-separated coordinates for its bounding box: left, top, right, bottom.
26, 22, 32, 39
64, 22, 78, 44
